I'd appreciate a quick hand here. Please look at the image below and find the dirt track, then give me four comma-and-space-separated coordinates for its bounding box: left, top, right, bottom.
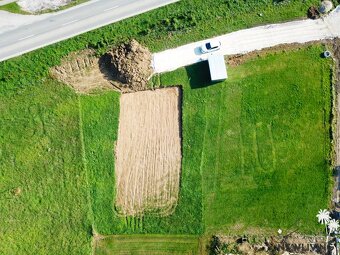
115, 87, 182, 216
332, 38, 340, 211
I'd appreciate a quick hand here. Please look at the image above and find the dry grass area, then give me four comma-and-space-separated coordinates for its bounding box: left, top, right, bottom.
115, 87, 182, 216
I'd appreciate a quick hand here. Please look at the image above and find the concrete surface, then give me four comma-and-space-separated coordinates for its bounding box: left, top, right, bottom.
153, 6, 340, 73
0, 0, 178, 62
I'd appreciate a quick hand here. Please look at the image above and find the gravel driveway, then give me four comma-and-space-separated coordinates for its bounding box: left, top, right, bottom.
153, 6, 340, 73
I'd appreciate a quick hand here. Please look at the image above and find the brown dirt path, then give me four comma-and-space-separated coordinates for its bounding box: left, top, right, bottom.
333, 39, 340, 211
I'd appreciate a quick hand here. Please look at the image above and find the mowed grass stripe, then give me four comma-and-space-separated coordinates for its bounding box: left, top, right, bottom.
95, 235, 200, 255
0, 81, 92, 254
82, 75, 203, 234
159, 45, 333, 235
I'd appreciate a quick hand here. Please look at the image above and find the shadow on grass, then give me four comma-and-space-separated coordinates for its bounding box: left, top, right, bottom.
185, 61, 221, 89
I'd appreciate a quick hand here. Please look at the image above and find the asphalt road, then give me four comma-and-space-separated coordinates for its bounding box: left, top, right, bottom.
0, 0, 178, 62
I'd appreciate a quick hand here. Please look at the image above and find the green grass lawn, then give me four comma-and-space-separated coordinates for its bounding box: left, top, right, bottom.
84, 44, 334, 254
0, 43, 333, 253
95, 235, 201, 255
80, 91, 203, 235
0, 0, 336, 253
159, 45, 333, 235
0, 81, 92, 254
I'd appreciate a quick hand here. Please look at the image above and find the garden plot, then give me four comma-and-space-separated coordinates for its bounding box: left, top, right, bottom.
115, 87, 182, 216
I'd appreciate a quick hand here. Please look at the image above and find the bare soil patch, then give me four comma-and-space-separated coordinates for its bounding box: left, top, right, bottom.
50, 49, 115, 93
115, 87, 182, 216
50, 40, 152, 93
332, 38, 340, 212
333, 38, 340, 93
227, 42, 321, 67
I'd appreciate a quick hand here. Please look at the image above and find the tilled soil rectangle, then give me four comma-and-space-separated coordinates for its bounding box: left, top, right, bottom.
115, 87, 181, 216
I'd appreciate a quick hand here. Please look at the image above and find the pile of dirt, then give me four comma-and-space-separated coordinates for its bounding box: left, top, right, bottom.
51, 40, 153, 93
106, 39, 153, 91
307, 6, 320, 19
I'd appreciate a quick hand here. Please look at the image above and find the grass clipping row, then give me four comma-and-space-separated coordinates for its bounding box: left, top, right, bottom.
115, 87, 182, 216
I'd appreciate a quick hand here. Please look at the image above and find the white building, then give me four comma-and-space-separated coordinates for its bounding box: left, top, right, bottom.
208, 54, 228, 82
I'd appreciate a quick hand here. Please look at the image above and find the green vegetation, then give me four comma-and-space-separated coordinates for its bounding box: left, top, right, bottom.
0, 2, 29, 14
83, 44, 333, 254
80, 92, 120, 234
159, 45, 333, 235
0, 0, 322, 95
95, 235, 200, 255
80, 91, 203, 235
0, 0, 335, 253
0, 80, 92, 254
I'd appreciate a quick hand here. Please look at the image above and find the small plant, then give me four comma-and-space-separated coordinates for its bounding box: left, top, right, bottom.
316, 209, 340, 253
317, 209, 331, 234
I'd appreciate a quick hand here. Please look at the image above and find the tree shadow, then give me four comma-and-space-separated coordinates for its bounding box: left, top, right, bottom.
185, 61, 220, 89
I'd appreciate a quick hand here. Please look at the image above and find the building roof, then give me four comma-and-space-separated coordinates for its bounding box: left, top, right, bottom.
208, 54, 228, 81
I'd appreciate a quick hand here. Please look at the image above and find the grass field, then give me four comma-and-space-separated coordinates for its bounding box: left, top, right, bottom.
0, 43, 333, 253
159, 45, 333, 235
0, 0, 336, 253
95, 235, 201, 255
0, 81, 92, 254
0, 0, 335, 245
80, 91, 203, 235
83, 45, 334, 254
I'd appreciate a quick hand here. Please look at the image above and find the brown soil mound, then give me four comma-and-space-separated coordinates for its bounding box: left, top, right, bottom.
50, 40, 153, 93
106, 39, 153, 91
115, 87, 182, 216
